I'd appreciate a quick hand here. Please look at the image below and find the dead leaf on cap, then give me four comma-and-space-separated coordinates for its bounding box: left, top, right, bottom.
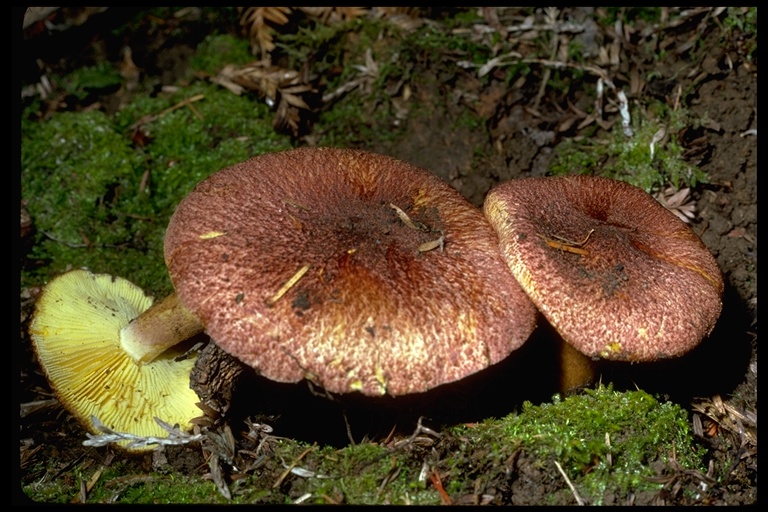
537, 229, 594, 256
390, 203, 429, 232
418, 234, 445, 253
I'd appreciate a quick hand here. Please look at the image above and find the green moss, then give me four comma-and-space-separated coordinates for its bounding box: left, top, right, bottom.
721, 7, 757, 60
22, 478, 75, 504
441, 8, 485, 28
549, 102, 708, 192
59, 62, 124, 100
22, 387, 705, 505
21, 109, 158, 286
275, 15, 420, 148
300, 444, 440, 505
406, 24, 494, 68
117, 82, 290, 209
599, 7, 662, 26
79, 463, 234, 504
315, 94, 405, 147
277, 19, 363, 72
22, 81, 291, 295
450, 386, 706, 505
190, 34, 255, 75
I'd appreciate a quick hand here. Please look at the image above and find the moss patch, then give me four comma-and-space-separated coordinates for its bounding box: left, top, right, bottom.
22, 81, 291, 294
21, 386, 706, 505
441, 386, 706, 505
549, 102, 709, 192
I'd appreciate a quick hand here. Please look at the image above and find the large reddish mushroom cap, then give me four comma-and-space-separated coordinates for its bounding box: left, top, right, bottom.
484, 175, 723, 362
164, 147, 537, 396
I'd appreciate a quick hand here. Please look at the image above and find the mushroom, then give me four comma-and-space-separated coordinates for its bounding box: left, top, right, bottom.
163, 147, 538, 397
28, 269, 203, 452
483, 175, 724, 392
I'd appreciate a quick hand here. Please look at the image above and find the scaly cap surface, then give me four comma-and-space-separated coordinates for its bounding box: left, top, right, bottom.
484, 175, 723, 362
164, 148, 537, 396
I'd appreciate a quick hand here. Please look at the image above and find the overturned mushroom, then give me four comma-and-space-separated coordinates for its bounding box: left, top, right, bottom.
28, 269, 203, 452
164, 147, 537, 397
484, 175, 723, 392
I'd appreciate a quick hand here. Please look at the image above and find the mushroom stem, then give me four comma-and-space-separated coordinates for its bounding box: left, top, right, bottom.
120, 292, 203, 363
558, 338, 598, 394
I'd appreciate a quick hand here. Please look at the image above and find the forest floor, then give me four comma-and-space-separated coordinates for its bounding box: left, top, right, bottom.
17, 7, 756, 505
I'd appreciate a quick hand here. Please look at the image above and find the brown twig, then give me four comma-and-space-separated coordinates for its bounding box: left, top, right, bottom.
429, 468, 453, 505
554, 460, 585, 505
129, 94, 206, 131
273, 446, 314, 489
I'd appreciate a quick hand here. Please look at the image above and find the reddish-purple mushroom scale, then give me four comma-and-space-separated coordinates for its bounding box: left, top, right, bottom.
164, 148, 537, 397
484, 175, 724, 364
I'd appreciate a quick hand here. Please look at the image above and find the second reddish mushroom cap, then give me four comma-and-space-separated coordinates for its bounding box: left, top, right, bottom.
484, 175, 723, 362
164, 147, 537, 396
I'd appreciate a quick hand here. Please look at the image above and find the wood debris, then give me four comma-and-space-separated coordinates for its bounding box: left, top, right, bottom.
692, 394, 756, 448
239, 7, 292, 57
655, 186, 696, 224
212, 61, 317, 136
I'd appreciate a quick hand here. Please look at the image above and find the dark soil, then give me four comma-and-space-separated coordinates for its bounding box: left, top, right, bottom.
17, 7, 756, 505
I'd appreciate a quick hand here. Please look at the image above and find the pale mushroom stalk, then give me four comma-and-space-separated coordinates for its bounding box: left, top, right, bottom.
120, 292, 203, 363
557, 338, 598, 393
